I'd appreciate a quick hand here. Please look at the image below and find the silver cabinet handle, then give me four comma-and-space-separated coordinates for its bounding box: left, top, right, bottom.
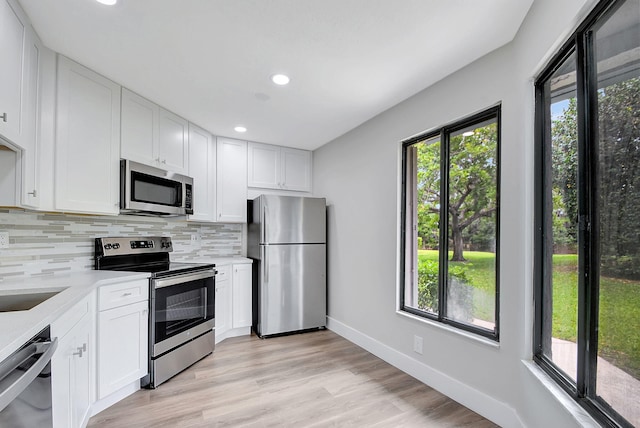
0, 113, 7, 123
122, 292, 133, 297
73, 343, 87, 358
0, 338, 58, 413
27, 190, 37, 197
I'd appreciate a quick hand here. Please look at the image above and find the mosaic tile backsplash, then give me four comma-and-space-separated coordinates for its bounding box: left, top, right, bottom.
0, 208, 244, 279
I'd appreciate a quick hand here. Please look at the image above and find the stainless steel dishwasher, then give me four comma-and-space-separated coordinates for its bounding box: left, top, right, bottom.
0, 326, 57, 427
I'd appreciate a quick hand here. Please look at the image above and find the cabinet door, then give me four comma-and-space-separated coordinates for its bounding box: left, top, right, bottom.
187, 124, 216, 222
216, 137, 247, 223
232, 264, 252, 328
120, 88, 158, 167
158, 108, 188, 174
281, 147, 312, 192
52, 312, 92, 428
247, 142, 279, 189
19, 28, 42, 208
55, 56, 120, 215
215, 278, 231, 341
97, 301, 148, 399
0, 0, 27, 146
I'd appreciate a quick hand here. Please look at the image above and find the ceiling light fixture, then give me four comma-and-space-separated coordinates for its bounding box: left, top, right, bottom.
95, 0, 117, 5
462, 131, 475, 137
271, 74, 290, 86
234, 126, 247, 133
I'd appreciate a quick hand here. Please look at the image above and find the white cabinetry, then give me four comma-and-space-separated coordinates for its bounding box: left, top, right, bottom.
0, 0, 45, 208
232, 263, 252, 329
215, 262, 252, 343
52, 293, 95, 428
121, 88, 189, 174
214, 265, 232, 342
0, 0, 29, 148
216, 138, 247, 223
19, 29, 43, 208
55, 56, 120, 215
187, 124, 216, 222
248, 142, 312, 192
96, 280, 148, 400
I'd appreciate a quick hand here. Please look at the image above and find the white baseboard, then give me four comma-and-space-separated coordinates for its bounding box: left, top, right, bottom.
327, 317, 523, 428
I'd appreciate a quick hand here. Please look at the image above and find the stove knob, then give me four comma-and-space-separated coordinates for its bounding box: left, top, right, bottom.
104, 244, 112, 250
113, 243, 120, 249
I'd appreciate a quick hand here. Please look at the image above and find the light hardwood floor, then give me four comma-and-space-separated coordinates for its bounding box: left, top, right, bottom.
88, 330, 498, 427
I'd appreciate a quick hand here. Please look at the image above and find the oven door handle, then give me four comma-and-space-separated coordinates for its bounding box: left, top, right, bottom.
0, 338, 58, 413
153, 270, 215, 289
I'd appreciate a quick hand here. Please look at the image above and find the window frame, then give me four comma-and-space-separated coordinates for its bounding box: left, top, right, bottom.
533, 0, 637, 426
400, 105, 501, 341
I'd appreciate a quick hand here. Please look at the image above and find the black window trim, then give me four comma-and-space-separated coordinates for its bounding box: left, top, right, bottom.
400, 104, 502, 341
533, 0, 635, 426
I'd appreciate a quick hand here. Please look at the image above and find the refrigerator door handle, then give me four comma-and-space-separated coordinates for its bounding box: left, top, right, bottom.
263, 246, 269, 283
262, 204, 268, 244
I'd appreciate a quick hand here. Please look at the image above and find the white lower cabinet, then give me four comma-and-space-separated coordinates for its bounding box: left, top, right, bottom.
51, 294, 94, 428
232, 263, 252, 329
215, 262, 252, 343
96, 280, 149, 400
214, 265, 232, 341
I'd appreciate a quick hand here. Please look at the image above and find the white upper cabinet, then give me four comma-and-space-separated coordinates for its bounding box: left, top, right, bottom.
216, 137, 247, 223
158, 107, 188, 174
121, 88, 189, 174
187, 123, 216, 222
19, 28, 43, 208
248, 142, 312, 192
0, 0, 28, 148
120, 88, 157, 166
55, 56, 121, 215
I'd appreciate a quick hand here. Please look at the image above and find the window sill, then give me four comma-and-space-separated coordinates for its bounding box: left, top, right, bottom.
521, 360, 600, 427
396, 309, 500, 349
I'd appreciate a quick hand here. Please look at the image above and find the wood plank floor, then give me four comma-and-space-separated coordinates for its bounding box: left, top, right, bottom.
88, 330, 498, 427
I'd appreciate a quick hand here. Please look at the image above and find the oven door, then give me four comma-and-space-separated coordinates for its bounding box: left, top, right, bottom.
151, 270, 215, 356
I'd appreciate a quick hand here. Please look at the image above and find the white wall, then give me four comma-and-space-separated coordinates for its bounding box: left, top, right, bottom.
313, 0, 600, 426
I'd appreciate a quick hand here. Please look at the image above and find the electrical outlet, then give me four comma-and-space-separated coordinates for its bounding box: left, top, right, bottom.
0, 232, 9, 249
413, 335, 423, 355
190, 233, 202, 248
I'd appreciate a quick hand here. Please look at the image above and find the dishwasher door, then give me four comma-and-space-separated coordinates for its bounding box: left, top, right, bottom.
0, 327, 57, 428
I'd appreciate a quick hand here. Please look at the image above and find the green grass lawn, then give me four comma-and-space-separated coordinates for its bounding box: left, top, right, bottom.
417, 250, 640, 380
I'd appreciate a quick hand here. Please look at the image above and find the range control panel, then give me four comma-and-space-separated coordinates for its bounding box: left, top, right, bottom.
96, 236, 173, 256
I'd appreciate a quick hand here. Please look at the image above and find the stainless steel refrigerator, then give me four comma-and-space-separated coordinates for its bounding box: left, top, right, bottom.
248, 195, 326, 338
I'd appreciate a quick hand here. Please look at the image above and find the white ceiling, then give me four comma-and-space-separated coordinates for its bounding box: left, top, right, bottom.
18, 0, 533, 151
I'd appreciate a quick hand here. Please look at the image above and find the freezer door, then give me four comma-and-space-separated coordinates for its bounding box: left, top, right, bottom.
259, 195, 326, 244
259, 244, 326, 336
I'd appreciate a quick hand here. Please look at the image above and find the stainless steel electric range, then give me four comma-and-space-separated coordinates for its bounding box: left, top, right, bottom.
95, 236, 215, 388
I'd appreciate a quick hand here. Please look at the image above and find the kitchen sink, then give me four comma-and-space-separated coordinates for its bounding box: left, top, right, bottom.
0, 289, 67, 312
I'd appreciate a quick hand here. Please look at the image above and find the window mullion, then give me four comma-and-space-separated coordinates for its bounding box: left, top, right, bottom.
438, 129, 449, 321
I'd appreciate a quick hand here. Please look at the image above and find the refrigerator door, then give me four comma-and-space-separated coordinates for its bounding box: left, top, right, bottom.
258, 243, 326, 336
259, 195, 326, 244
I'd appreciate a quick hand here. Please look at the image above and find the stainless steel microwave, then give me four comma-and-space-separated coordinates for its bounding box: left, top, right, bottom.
120, 159, 193, 216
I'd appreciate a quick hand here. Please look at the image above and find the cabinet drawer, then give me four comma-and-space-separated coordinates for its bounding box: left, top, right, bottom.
51, 294, 91, 339
99, 280, 149, 311
215, 265, 231, 281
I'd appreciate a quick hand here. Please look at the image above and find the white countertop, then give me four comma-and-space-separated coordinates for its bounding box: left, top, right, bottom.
0, 270, 150, 362
0, 257, 252, 362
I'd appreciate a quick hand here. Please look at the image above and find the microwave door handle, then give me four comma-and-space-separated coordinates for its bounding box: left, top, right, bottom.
0, 338, 58, 413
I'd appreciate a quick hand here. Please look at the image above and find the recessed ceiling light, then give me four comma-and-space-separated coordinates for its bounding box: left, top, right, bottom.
96, 0, 117, 5
234, 126, 247, 133
271, 74, 290, 86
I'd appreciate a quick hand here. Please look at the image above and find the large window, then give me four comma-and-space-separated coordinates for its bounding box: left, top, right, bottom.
401, 106, 500, 340
534, 0, 639, 426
